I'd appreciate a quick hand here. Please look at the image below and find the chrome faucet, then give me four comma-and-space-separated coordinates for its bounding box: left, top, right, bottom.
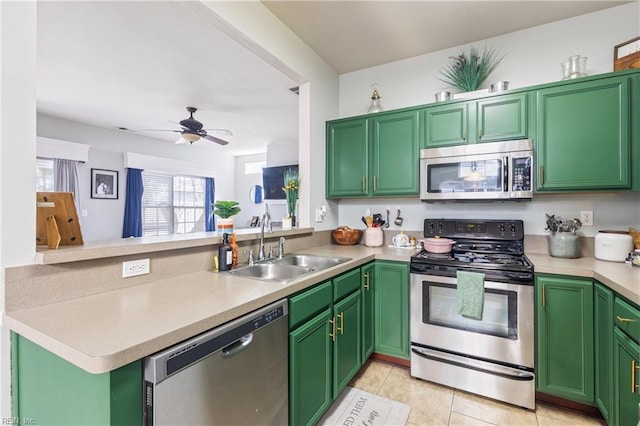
248, 249, 255, 266
258, 204, 272, 261
277, 237, 285, 259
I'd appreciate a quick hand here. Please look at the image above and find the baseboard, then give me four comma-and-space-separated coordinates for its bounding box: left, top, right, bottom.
535, 392, 603, 419
370, 352, 411, 368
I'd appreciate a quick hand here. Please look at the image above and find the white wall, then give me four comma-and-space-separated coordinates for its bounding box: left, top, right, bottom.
337, 3, 640, 236
0, 1, 37, 417
339, 3, 640, 117
234, 153, 267, 228
200, 1, 340, 231
38, 114, 236, 241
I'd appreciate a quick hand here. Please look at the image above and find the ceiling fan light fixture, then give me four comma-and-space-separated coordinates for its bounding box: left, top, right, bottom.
182, 132, 201, 142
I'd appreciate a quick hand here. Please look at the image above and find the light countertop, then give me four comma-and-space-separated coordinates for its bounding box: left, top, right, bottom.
5, 245, 638, 375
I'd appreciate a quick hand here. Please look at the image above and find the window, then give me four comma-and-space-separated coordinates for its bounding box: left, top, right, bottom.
142, 172, 206, 236
36, 158, 54, 191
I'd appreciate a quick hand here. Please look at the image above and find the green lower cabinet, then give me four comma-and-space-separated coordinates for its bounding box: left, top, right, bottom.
333, 291, 362, 396
594, 282, 614, 424
12, 333, 142, 425
374, 261, 409, 359
613, 327, 640, 426
289, 308, 333, 426
535, 275, 594, 404
361, 263, 375, 361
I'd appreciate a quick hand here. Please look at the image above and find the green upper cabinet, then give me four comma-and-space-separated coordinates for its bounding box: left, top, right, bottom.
594, 282, 614, 424
374, 261, 409, 359
370, 110, 420, 195
535, 75, 631, 191
535, 274, 594, 404
326, 118, 369, 197
423, 92, 528, 147
326, 110, 419, 198
361, 263, 375, 361
423, 102, 469, 147
476, 93, 528, 142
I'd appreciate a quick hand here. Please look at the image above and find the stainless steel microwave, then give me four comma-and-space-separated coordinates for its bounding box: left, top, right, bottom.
420, 139, 533, 202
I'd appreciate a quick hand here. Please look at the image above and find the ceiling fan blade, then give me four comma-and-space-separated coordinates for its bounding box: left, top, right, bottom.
203, 128, 233, 136
169, 121, 190, 131
175, 137, 188, 144
136, 129, 182, 133
203, 134, 229, 145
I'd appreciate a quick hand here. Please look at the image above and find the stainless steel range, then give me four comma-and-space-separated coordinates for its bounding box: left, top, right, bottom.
410, 219, 535, 409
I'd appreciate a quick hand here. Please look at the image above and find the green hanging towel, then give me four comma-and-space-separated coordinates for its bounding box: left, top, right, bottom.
457, 270, 485, 320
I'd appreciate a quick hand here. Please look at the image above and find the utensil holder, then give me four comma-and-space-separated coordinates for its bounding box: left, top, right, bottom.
363, 227, 383, 247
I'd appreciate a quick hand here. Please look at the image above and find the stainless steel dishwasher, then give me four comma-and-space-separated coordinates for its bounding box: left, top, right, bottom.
143, 299, 288, 425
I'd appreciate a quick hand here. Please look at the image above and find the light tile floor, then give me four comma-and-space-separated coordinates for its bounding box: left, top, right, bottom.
348, 359, 606, 426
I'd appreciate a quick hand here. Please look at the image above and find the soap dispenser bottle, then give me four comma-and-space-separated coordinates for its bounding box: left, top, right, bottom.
218, 233, 232, 271
229, 233, 239, 269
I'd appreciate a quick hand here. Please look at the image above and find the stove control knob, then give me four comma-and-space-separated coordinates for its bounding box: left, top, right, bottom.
498, 223, 506, 233
437, 223, 444, 234
510, 224, 517, 233
427, 222, 435, 233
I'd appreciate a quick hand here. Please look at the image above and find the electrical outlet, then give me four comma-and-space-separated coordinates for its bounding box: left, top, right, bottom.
315, 208, 324, 222
122, 259, 150, 278
580, 211, 593, 226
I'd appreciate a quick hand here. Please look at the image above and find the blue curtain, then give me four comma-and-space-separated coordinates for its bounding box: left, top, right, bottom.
122, 168, 144, 238
205, 177, 216, 232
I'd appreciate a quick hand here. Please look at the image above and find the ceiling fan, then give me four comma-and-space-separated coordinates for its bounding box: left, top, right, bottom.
138, 107, 231, 146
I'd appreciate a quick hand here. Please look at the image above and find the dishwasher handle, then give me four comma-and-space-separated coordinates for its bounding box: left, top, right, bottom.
222, 334, 254, 358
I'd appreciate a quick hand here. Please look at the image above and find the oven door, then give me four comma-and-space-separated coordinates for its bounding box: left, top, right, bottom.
410, 272, 534, 368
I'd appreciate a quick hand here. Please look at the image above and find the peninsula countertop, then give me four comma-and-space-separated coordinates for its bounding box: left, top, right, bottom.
5, 244, 639, 375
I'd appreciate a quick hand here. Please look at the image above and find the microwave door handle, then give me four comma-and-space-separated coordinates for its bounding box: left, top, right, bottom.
503, 156, 509, 192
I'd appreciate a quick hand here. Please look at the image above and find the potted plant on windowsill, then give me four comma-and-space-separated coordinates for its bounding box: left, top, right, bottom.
213, 200, 241, 232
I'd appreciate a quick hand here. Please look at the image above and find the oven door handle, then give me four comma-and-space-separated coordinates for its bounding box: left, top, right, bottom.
411, 346, 534, 381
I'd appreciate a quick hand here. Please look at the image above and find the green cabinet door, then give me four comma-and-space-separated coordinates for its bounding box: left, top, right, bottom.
423, 102, 469, 147
374, 261, 409, 359
326, 118, 369, 197
613, 327, 640, 426
361, 263, 375, 361
289, 308, 333, 426
535, 275, 594, 403
594, 282, 614, 424
371, 110, 420, 195
11, 333, 142, 425
535, 76, 630, 191
333, 290, 362, 397
476, 93, 528, 142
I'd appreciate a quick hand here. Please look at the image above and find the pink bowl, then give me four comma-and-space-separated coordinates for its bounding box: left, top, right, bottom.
422, 237, 455, 253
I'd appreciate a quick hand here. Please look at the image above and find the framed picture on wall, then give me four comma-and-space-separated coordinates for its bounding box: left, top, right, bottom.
91, 169, 118, 199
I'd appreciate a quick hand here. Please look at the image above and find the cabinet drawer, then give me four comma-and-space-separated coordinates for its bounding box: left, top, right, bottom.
289, 281, 332, 329
333, 268, 361, 301
615, 297, 640, 344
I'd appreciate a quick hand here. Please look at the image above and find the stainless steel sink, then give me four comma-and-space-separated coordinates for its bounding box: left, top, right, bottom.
227, 263, 313, 283
226, 254, 351, 283
275, 254, 351, 270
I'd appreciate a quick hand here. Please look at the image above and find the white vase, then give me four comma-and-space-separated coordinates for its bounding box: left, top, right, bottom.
217, 217, 234, 233
282, 217, 292, 230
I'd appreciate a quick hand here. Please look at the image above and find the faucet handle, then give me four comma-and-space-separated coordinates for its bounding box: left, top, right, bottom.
268, 245, 274, 259
248, 249, 255, 266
